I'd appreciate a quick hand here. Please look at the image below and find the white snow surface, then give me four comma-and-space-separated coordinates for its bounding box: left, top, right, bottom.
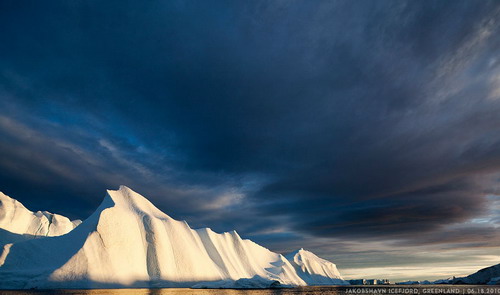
285, 248, 348, 285
0, 191, 81, 248
0, 186, 348, 289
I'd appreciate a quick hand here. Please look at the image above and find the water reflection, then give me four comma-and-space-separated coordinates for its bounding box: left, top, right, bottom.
0, 289, 309, 295
0, 287, 337, 295
0, 286, 495, 295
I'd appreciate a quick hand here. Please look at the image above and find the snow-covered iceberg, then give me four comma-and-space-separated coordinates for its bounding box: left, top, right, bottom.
0, 191, 81, 248
285, 248, 347, 285
0, 186, 348, 289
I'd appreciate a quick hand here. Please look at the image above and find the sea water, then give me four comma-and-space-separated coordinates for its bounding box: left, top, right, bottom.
1, 286, 499, 295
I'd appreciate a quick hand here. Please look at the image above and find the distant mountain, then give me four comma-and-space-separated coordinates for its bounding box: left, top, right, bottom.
0, 186, 348, 289
0, 191, 81, 248
452, 264, 500, 285
396, 280, 432, 285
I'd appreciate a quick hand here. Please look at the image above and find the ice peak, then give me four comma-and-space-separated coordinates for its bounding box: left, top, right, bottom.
286, 248, 337, 268
106, 185, 135, 197
289, 248, 307, 256
0, 191, 9, 200
0, 191, 80, 239
0, 191, 32, 225
225, 229, 242, 240
106, 185, 146, 203
0, 191, 27, 210
118, 185, 133, 192
105, 185, 172, 219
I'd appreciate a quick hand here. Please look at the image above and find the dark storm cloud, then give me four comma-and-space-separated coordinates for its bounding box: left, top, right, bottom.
1, 0, 500, 254
397, 226, 500, 248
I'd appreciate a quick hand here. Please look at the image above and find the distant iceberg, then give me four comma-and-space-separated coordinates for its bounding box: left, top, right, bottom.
0, 191, 81, 248
0, 186, 348, 289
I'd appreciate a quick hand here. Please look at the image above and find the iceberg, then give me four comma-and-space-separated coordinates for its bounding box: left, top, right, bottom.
0, 191, 81, 248
0, 186, 348, 289
285, 248, 348, 285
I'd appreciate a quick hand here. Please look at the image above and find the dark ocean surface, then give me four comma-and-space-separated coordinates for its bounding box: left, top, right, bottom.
1, 286, 498, 295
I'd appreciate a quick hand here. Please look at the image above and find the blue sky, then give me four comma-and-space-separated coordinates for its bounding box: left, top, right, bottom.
1, 0, 500, 281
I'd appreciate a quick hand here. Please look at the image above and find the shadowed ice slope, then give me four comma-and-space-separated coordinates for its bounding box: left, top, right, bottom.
0, 191, 81, 248
0, 186, 347, 289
